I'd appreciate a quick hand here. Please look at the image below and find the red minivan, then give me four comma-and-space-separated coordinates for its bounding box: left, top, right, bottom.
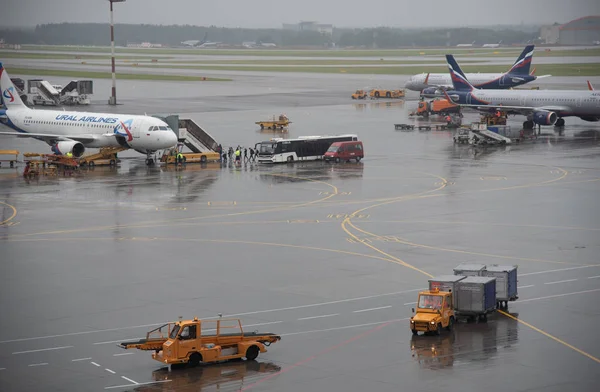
324, 141, 364, 163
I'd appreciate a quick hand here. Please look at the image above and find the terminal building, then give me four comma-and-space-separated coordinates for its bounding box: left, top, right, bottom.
540, 15, 600, 44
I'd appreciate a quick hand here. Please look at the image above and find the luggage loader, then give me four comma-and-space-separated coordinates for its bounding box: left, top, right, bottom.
119, 317, 281, 367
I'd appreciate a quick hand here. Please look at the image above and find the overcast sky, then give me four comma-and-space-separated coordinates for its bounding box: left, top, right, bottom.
1, 0, 599, 28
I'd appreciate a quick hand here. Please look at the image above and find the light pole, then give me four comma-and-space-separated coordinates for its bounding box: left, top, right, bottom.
108, 0, 126, 105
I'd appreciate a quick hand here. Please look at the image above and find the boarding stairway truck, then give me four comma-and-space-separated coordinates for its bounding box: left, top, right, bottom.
468, 122, 512, 145
58, 80, 93, 105
159, 118, 220, 164
118, 317, 281, 367
28, 80, 60, 106
410, 264, 518, 335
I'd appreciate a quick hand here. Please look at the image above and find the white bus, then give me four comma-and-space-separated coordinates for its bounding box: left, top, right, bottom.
257, 134, 359, 163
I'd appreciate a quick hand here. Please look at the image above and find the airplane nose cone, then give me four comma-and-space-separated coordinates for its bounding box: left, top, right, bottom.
166, 131, 178, 146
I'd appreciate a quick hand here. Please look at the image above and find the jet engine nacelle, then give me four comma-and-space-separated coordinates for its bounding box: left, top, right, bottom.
51, 141, 85, 158
532, 110, 557, 126
420, 87, 442, 98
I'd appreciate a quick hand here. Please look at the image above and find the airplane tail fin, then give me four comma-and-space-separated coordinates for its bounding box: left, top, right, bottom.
0, 63, 26, 109
588, 80, 595, 91
445, 54, 474, 91
508, 45, 534, 75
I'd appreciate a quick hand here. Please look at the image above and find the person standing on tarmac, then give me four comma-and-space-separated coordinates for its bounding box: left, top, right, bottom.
249, 148, 254, 162
177, 152, 184, 166
235, 148, 241, 164
243, 148, 248, 162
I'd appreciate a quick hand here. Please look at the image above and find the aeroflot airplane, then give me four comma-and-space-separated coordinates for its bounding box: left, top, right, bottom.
443, 54, 600, 128
0, 63, 177, 164
405, 45, 550, 96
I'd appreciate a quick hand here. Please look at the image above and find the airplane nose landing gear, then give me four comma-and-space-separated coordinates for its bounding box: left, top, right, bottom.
145, 152, 156, 166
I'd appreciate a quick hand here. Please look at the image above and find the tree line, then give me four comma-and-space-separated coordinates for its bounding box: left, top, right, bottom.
0, 23, 537, 48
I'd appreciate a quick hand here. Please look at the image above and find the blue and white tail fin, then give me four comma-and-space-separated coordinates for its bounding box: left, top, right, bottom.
445, 54, 475, 92
507, 45, 534, 75
0, 62, 26, 109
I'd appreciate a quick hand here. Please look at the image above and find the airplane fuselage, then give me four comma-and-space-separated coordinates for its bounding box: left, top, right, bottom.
3, 106, 178, 153
405, 72, 536, 91
449, 89, 600, 120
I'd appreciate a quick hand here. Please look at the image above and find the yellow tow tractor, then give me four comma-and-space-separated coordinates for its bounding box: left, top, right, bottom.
351, 90, 368, 99
410, 288, 455, 336
255, 114, 291, 130
369, 89, 405, 99
119, 317, 281, 367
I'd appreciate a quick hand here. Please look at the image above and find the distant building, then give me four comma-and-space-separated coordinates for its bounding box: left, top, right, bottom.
540, 16, 600, 45
283, 21, 333, 35
126, 42, 162, 48
540, 24, 560, 44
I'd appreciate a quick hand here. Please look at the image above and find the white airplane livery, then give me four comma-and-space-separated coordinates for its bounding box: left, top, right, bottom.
0, 63, 177, 164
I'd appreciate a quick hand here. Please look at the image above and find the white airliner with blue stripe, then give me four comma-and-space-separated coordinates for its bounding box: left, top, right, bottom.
0, 63, 177, 164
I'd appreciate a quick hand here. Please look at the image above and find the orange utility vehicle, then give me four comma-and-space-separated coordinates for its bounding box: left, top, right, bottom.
409, 288, 455, 336
119, 317, 281, 367
413, 98, 460, 117
351, 90, 368, 99
369, 89, 405, 99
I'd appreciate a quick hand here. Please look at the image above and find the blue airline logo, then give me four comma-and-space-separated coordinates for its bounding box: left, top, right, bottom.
55, 114, 118, 124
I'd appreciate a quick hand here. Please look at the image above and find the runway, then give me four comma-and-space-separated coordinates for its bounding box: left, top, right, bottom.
0, 63, 599, 391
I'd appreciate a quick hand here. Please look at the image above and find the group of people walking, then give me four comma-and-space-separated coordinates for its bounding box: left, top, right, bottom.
220, 145, 260, 164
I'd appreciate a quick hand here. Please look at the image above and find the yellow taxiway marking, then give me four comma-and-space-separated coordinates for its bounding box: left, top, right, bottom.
0, 201, 17, 226
341, 166, 600, 365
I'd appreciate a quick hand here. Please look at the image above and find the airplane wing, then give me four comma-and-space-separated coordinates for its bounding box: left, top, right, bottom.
0, 131, 98, 144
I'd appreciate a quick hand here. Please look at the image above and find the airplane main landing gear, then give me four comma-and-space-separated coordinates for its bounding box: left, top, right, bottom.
555, 118, 565, 127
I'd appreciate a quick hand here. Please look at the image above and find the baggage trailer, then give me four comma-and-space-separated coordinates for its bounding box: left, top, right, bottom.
119, 317, 281, 367
453, 263, 486, 277
454, 276, 497, 322
483, 264, 518, 309
428, 275, 467, 308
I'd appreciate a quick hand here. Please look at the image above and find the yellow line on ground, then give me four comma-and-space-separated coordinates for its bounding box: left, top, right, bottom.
341, 167, 600, 365
1, 173, 338, 239
368, 220, 600, 232
498, 310, 600, 364
0, 201, 17, 225
4, 236, 399, 265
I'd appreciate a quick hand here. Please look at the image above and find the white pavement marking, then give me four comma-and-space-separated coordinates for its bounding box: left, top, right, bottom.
12, 345, 73, 355
544, 279, 578, 285
518, 285, 535, 289
520, 265, 600, 277
0, 368, 6, 371
94, 338, 143, 345
105, 369, 116, 374
71, 357, 92, 362
403, 302, 416, 306
105, 380, 171, 390
0, 288, 426, 344
121, 376, 139, 385
587, 275, 600, 279
281, 318, 409, 337
353, 306, 392, 313
28, 363, 48, 367
298, 313, 339, 321
517, 288, 600, 303
113, 353, 134, 357
91, 362, 101, 367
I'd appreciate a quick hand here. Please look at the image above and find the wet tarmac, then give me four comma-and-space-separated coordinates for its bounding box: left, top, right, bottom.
1, 65, 600, 392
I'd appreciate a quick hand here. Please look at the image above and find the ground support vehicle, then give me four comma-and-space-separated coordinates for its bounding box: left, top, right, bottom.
119, 317, 281, 367
453, 263, 487, 276
483, 265, 518, 309
255, 114, 291, 130
411, 98, 459, 117
410, 288, 456, 336
0, 150, 19, 168
78, 147, 125, 168
370, 89, 405, 99
481, 112, 508, 126
324, 141, 364, 163
453, 128, 471, 144
453, 276, 497, 322
351, 90, 368, 99
161, 148, 220, 165
257, 134, 358, 163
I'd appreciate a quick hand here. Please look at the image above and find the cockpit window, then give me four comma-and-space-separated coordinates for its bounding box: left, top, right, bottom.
159, 126, 168, 130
